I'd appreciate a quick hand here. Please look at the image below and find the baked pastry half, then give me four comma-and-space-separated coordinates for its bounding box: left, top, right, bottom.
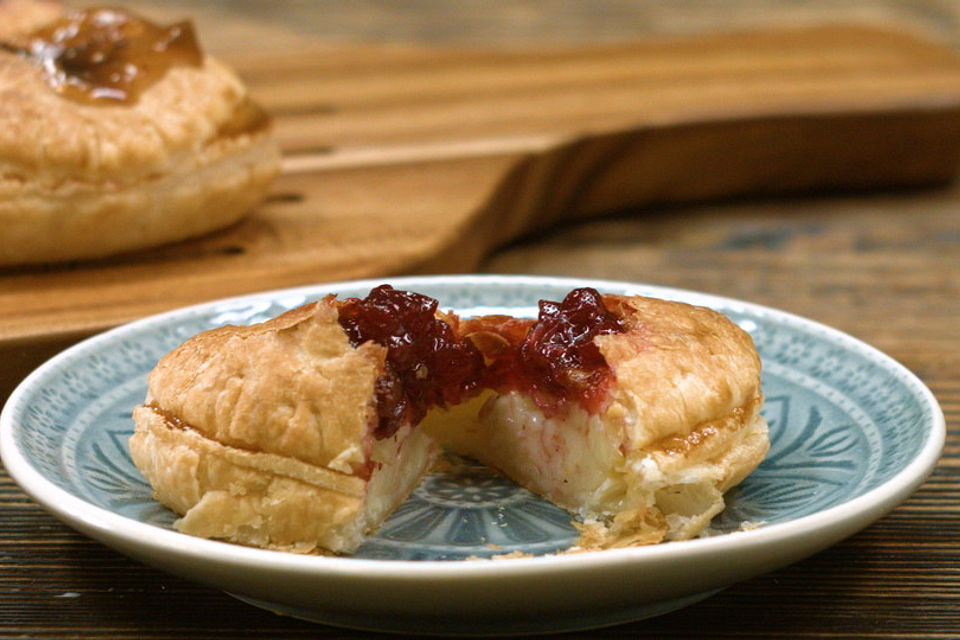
429, 289, 768, 546
130, 288, 482, 553
0, 1, 280, 265
131, 285, 768, 553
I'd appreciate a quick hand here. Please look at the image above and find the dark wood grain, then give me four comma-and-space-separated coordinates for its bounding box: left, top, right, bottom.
2, 2, 960, 638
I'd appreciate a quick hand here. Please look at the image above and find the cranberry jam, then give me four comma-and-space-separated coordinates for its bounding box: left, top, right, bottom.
337, 285, 484, 439
469, 287, 626, 416
338, 285, 626, 438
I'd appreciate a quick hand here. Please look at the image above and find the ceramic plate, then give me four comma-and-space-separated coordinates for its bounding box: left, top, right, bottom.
0, 275, 945, 635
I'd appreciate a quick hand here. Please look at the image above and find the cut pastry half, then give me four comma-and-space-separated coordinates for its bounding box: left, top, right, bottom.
429, 291, 768, 547
131, 285, 769, 554
130, 289, 483, 553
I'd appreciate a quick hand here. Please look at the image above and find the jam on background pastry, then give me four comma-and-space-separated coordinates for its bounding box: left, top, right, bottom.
130, 286, 769, 555
0, 0, 280, 265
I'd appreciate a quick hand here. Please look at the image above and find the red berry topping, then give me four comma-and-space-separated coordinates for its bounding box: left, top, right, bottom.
337, 285, 485, 438
467, 287, 626, 416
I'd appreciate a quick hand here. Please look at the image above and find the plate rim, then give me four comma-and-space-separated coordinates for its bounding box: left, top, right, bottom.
0, 273, 946, 582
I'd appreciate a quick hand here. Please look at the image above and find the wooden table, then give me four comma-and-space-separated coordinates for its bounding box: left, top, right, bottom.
2, 2, 959, 637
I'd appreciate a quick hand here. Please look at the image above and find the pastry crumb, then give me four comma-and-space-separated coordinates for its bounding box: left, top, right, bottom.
569, 508, 666, 552
490, 550, 533, 560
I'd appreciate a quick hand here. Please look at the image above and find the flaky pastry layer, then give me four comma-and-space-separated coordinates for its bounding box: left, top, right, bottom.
131, 405, 435, 553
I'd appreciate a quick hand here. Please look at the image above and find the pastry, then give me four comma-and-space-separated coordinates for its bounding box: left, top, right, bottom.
131, 285, 769, 553
130, 288, 482, 553
0, 1, 280, 265
429, 289, 768, 546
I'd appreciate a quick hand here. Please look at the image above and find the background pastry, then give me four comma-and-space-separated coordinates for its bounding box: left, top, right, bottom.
0, 0, 280, 265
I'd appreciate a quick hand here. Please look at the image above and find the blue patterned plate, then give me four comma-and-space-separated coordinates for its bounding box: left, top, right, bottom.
0, 275, 945, 635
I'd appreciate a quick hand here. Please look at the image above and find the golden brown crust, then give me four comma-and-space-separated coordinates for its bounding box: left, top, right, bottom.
598, 295, 763, 451
132, 405, 368, 498
132, 403, 437, 554
597, 295, 767, 541
130, 300, 440, 553
145, 300, 385, 474
0, 1, 281, 265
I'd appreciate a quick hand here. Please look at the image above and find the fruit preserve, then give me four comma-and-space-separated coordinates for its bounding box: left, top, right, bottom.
465, 287, 625, 416
338, 286, 626, 437
10, 7, 202, 104
337, 285, 484, 439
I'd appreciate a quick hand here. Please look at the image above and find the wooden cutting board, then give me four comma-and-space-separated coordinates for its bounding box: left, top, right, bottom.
3, 24, 960, 400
